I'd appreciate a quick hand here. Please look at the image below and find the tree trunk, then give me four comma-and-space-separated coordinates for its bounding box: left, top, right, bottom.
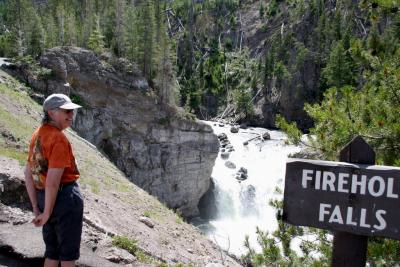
116, 0, 125, 56
187, 0, 195, 76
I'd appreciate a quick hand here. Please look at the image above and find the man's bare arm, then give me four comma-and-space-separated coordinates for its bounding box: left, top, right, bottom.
24, 164, 40, 216
32, 168, 64, 227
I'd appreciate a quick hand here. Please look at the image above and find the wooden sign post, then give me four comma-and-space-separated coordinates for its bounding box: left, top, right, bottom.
282, 136, 400, 266
332, 136, 374, 267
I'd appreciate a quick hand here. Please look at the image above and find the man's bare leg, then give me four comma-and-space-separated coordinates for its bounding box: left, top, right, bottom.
61, 261, 75, 267
44, 258, 58, 267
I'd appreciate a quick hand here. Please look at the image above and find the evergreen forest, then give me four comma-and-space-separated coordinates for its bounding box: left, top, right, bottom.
1, 0, 400, 265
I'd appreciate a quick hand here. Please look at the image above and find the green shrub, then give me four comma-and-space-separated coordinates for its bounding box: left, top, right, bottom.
112, 235, 138, 255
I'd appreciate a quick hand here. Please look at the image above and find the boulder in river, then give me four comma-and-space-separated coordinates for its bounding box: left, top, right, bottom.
235, 167, 248, 181
217, 133, 228, 141
230, 126, 239, 133
220, 152, 230, 159
224, 161, 236, 169
262, 131, 271, 140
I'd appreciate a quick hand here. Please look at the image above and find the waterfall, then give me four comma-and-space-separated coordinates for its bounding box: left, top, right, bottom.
197, 121, 301, 256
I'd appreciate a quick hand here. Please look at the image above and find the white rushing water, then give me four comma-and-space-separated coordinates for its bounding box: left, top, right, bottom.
200, 121, 302, 256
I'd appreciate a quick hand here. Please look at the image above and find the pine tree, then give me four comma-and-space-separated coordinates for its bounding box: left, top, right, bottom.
6, 0, 36, 57
82, 0, 95, 47
65, 6, 78, 46
42, 13, 58, 49
28, 11, 44, 57
56, 2, 66, 45
186, 0, 195, 76
153, 1, 175, 104
263, 44, 276, 92
322, 40, 357, 88
154, 34, 175, 104
115, 0, 125, 56
124, 4, 138, 63
136, 0, 155, 80
87, 14, 105, 54
368, 24, 383, 56
259, 0, 265, 19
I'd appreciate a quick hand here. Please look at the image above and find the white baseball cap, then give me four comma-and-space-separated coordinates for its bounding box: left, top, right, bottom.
43, 94, 82, 111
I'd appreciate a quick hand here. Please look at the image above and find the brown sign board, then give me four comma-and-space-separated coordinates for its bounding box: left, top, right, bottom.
283, 158, 400, 240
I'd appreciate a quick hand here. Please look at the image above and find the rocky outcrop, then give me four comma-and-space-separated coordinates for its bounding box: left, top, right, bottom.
0, 157, 29, 208
17, 47, 219, 218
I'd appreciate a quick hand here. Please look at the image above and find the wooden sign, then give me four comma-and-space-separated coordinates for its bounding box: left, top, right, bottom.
283, 158, 400, 240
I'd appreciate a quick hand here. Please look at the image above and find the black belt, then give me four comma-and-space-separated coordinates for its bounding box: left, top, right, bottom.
59, 181, 76, 191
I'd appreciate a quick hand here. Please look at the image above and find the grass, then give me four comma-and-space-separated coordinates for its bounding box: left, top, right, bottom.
141, 209, 163, 221
143, 210, 152, 217
0, 107, 36, 142
0, 79, 40, 149
0, 83, 40, 110
81, 177, 100, 194
0, 73, 39, 166
0, 147, 27, 166
175, 210, 185, 224
77, 158, 132, 194
112, 236, 138, 254
112, 235, 164, 265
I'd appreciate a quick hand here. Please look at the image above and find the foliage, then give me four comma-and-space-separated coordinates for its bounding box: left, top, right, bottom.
303, 46, 400, 163
0, 147, 27, 166
321, 39, 357, 89
267, 0, 279, 18
87, 15, 105, 54
368, 237, 400, 265
233, 87, 254, 119
0, 0, 176, 104
112, 235, 138, 255
276, 114, 302, 145
243, 197, 332, 267
11, 55, 52, 79
112, 235, 164, 264
272, 2, 400, 266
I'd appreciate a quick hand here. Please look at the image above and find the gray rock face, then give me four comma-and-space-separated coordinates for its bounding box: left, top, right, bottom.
37, 47, 219, 217
0, 157, 29, 207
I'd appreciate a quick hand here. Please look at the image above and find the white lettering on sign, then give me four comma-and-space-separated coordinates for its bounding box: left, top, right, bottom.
374, 210, 387, 230
286, 161, 400, 235
368, 176, 385, 197
315, 170, 321, 189
338, 173, 349, 193
318, 203, 387, 230
387, 179, 399, 198
322, 171, 335, 191
351, 174, 366, 195
302, 169, 313, 189
345, 207, 357, 226
301, 169, 399, 199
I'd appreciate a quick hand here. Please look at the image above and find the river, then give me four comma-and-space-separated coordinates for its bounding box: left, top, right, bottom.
196, 121, 302, 256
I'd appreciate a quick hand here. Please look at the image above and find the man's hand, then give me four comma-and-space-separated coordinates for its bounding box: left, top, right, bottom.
31, 212, 50, 227
32, 205, 40, 217
38, 168, 64, 226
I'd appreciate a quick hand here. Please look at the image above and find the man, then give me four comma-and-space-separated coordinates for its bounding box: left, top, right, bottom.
24, 93, 83, 267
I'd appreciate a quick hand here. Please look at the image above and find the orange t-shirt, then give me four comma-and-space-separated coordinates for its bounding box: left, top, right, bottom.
28, 124, 80, 189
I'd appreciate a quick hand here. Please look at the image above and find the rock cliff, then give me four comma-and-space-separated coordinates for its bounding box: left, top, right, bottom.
16, 47, 219, 218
